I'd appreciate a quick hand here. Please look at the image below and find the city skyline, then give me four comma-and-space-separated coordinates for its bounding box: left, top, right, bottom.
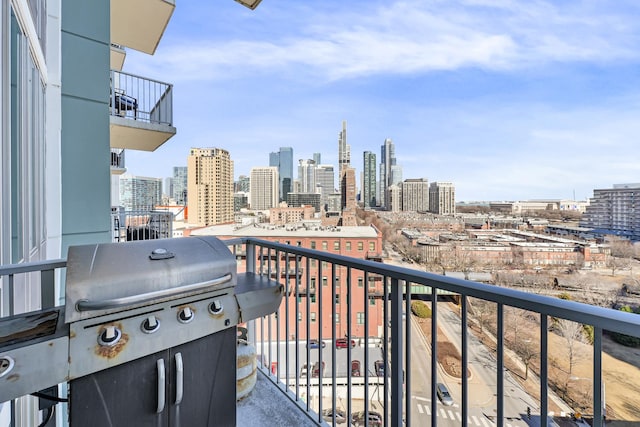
120, 1, 640, 201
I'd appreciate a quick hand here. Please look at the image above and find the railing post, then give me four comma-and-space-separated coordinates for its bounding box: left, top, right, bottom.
390, 278, 403, 427
593, 327, 604, 427
40, 268, 56, 309
246, 241, 256, 344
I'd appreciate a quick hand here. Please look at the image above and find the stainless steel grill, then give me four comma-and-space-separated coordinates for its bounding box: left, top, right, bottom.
0, 236, 283, 426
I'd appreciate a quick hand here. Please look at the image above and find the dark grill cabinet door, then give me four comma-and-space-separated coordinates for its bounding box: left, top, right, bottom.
70, 327, 237, 427
169, 327, 236, 427
70, 349, 169, 427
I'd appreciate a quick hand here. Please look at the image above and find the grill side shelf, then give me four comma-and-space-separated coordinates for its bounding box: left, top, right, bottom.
235, 273, 284, 323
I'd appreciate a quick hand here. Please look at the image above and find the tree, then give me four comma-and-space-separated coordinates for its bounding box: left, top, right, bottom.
514, 337, 538, 380
556, 318, 586, 377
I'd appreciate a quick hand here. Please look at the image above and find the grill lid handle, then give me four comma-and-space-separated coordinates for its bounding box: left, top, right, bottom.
75, 273, 233, 312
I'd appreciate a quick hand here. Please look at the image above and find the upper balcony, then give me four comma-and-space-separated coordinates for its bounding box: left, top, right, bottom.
110, 70, 176, 152
110, 0, 175, 55
110, 149, 126, 175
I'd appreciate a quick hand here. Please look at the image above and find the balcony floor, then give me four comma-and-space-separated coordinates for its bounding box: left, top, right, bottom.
237, 370, 320, 426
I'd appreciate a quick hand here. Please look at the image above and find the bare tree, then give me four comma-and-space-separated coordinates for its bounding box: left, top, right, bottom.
514, 337, 538, 380
556, 318, 586, 377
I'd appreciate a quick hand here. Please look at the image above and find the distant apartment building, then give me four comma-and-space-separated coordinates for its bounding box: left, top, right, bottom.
120, 174, 162, 211
341, 167, 358, 226
429, 182, 456, 215
388, 184, 402, 212
363, 151, 377, 208
172, 166, 187, 205
269, 147, 293, 201
581, 183, 640, 241
338, 120, 350, 175
250, 167, 279, 210
401, 178, 429, 212
316, 164, 335, 209
270, 206, 315, 224
234, 192, 249, 212
187, 148, 234, 226
189, 223, 384, 340
235, 175, 250, 193
380, 138, 402, 209
287, 192, 322, 212
298, 159, 317, 193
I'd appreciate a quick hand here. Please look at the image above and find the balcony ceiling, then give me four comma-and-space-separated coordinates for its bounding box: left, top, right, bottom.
110, 117, 176, 152
111, 0, 175, 55
110, 45, 125, 71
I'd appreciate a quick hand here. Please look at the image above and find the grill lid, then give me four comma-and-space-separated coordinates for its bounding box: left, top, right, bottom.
65, 236, 237, 323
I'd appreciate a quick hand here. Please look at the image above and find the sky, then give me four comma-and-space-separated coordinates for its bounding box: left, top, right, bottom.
123, 0, 640, 202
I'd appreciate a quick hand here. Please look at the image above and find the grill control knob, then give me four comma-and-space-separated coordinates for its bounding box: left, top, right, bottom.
208, 300, 224, 315
141, 316, 160, 333
178, 307, 194, 324
98, 326, 122, 347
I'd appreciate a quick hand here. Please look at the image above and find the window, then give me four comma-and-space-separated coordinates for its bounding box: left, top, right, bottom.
335, 312, 340, 323
369, 242, 376, 252
358, 242, 364, 251
311, 312, 316, 322
334, 241, 340, 251
369, 296, 376, 306
310, 241, 316, 249
369, 277, 376, 288
310, 277, 316, 289
322, 241, 328, 250
297, 241, 302, 246
357, 312, 365, 325
335, 294, 340, 304
311, 294, 316, 303
335, 276, 340, 289
346, 241, 352, 251
358, 277, 364, 288
322, 277, 328, 286
298, 313, 302, 322
311, 259, 316, 267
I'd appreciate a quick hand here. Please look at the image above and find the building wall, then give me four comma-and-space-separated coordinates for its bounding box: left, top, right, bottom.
581, 185, 640, 241
172, 166, 187, 204
119, 174, 162, 211
429, 182, 456, 215
195, 226, 384, 340
250, 166, 279, 210
401, 179, 429, 212
187, 147, 234, 225
269, 206, 315, 225
61, 0, 112, 250
363, 151, 376, 208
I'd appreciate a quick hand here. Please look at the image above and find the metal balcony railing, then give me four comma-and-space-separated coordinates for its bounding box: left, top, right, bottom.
110, 148, 125, 169
110, 209, 173, 242
109, 70, 173, 126
2, 238, 640, 426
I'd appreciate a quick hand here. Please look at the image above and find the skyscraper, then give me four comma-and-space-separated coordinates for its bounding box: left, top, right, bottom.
313, 152, 322, 165
315, 164, 335, 210
338, 120, 350, 175
250, 167, 279, 210
340, 167, 358, 226
172, 166, 187, 205
269, 147, 293, 202
429, 182, 456, 215
380, 138, 400, 209
363, 151, 377, 208
298, 159, 317, 193
401, 178, 429, 212
120, 174, 163, 211
187, 148, 234, 226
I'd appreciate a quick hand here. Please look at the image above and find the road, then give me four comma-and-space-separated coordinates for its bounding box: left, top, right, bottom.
406, 302, 558, 427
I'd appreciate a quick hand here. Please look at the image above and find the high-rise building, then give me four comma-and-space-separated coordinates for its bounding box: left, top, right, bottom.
380, 138, 402, 209
313, 152, 322, 165
388, 185, 402, 212
236, 175, 250, 193
172, 166, 188, 205
315, 164, 335, 210
120, 175, 162, 211
286, 193, 322, 212
429, 182, 456, 215
164, 177, 174, 199
269, 147, 293, 201
363, 151, 377, 208
298, 159, 317, 193
187, 148, 234, 226
341, 167, 357, 211
250, 167, 279, 210
581, 183, 640, 241
401, 178, 429, 212
338, 120, 350, 175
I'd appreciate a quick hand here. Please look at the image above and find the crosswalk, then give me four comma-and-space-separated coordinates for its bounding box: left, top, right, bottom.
414, 404, 520, 427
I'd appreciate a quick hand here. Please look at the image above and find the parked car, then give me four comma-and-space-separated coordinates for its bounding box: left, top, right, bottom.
436, 382, 454, 406
321, 408, 346, 424
351, 360, 361, 377
352, 410, 382, 426
335, 338, 356, 349
307, 339, 326, 349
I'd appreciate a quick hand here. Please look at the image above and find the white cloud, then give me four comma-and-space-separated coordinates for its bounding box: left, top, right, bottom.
129, 0, 640, 82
